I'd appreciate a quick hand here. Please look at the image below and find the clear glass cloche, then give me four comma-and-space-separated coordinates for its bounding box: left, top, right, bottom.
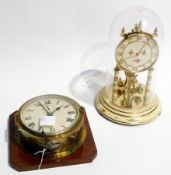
95, 6, 164, 125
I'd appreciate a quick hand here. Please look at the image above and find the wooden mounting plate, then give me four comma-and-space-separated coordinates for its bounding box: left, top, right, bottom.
9, 111, 97, 171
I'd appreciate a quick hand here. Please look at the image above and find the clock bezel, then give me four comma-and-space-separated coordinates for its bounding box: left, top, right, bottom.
16, 94, 84, 137
115, 32, 159, 73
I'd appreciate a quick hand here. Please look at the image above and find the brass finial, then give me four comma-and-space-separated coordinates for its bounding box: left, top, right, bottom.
134, 21, 142, 32
139, 21, 142, 27
120, 21, 158, 38
120, 27, 126, 37
153, 27, 158, 37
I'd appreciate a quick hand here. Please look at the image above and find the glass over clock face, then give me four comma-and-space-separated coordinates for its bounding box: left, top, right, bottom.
19, 95, 80, 136
116, 33, 158, 73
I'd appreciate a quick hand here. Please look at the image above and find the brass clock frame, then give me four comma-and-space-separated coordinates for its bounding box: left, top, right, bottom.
95, 22, 161, 125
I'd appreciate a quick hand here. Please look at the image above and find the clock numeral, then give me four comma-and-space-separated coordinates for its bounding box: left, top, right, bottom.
117, 52, 121, 56
131, 36, 137, 42
137, 36, 143, 40
38, 126, 44, 132
61, 124, 66, 128
34, 101, 41, 107
122, 63, 128, 69
146, 37, 150, 42
66, 117, 74, 122
56, 100, 60, 105
120, 44, 125, 49
68, 111, 75, 115
28, 122, 35, 128
119, 59, 124, 64
149, 41, 156, 48
24, 116, 32, 120
148, 59, 152, 64
128, 38, 132, 43
44, 99, 51, 105
50, 127, 56, 133
64, 105, 69, 108
142, 64, 147, 69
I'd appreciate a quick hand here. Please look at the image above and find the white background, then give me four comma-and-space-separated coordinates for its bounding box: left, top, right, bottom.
0, 0, 171, 175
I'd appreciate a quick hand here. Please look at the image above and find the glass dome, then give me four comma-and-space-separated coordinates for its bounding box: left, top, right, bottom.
109, 6, 164, 49
95, 6, 164, 125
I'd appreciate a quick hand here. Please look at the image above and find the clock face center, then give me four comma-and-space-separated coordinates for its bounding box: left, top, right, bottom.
19, 95, 79, 135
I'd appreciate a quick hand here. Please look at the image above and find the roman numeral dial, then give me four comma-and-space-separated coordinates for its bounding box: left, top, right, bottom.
19, 95, 79, 136
116, 33, 158, 73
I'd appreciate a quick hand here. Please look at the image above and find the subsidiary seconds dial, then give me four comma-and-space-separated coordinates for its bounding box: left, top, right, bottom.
19, 95, 79, 135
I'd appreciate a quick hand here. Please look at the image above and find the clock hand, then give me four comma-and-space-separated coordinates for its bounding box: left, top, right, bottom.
136, 43, 146, 56
38, 101, 51, 116
50, 105, 63, 115
140, 49, 146, 55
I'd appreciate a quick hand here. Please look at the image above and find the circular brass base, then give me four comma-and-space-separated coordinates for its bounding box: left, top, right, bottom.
95, 87, 161, 126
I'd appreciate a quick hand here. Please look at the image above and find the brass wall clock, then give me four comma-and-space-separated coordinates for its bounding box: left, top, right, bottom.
9, 94, 97, 171
95, 22, 161, 125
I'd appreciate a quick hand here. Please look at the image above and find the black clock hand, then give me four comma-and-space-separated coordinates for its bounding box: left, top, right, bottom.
50, 105, 63, 115
38, 101, 51, 116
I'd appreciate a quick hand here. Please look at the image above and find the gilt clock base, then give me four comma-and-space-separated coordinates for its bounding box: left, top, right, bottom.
95, 87, 161, 126
9, 111, 97, 171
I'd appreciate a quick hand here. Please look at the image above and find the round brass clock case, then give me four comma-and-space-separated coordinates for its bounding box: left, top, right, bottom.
14, 94, 86, 157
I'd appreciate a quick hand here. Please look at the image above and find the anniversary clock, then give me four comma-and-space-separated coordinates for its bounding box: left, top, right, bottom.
9, 94, 97, 171
95, 14, 163, 125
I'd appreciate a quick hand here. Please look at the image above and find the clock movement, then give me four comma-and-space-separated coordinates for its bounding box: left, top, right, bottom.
95, 21, 161, 125
9, 94, 97, 171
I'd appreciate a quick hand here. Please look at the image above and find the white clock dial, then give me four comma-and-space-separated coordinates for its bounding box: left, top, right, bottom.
19, 95, 79, 135
116, 34, 158, 73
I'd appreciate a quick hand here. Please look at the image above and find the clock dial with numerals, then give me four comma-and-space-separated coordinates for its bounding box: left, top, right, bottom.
13, 94, 89, 160
19, 95, 79, 135
116, 33, 158, 73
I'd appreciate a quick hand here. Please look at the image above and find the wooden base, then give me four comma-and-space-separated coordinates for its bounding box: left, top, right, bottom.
9, 111, 97, 171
